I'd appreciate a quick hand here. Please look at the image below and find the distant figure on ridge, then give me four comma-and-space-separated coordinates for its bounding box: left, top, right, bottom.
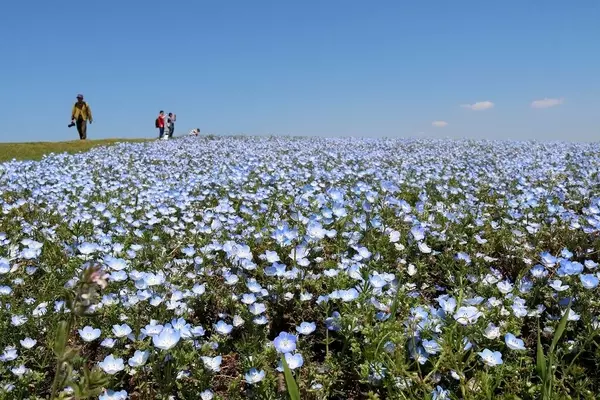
70, 94, 93, 140
167, 112, 177, 138
189, 128, 200, 136
155, 110, 166, 139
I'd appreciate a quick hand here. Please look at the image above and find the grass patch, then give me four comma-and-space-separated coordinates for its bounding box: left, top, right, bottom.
0, 139, 150, 162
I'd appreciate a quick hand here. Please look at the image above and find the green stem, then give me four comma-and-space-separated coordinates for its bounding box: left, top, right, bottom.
49, 358, 64, 400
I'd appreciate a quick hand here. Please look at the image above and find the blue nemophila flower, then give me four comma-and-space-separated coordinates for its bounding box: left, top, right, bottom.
0, 258, 9, 274
369, 273, 387, 289
215, 320, 233, 335
109, 270, 128, 282
98, 354, 125, 374
171, 318, 194, 339
483, 323, 501, 339
265, 262, 287, 277
21, 247, 41, 260
79, 326, 102, 342
383, 341, 396, 353
324, 268, 339, 278
273, 331, 297, 353
101, 338, 117, 348
463, 337, 473, 351
519, 278, 533, 294
277, 352, 304, 371
11, 315, 27, 326
182, 246, 195, 257
562, 309, 581, 321
557, 260, 584, 276
19, 338, 36, 349
455, 252, 471, 264
580, 274, 599, 289
418, 241, 432, 254
201, 356, 222, 373
25, 266, 37, 275
191, 325, 206, 337
99, 389, 128, 400
437, 295, 457, 315
104, 256, 128, 271
128, 350, 150, 367
540, 252, 557, 267
296, 321, 316, 335
410, 226, 425, 241
78, 242, 99, 255
244, 368, 266, 384
112, 324, 132, 338
422, 339, 442, 355
233, 315, 245, 327
368, 362, 387, 383
200, 390, 214, 400
431, 385, 450, 400
11, 365, 29, 377
339, 288, 359, 302
264, 250, 280, 263
253, 315, 268, 325
504, 333, 526, 350
549, 279, 569, 292
152, 326, 181, 350
325, 311, 342, 331
474, 234, 487, 244
142, 321, 164, 336
561, 248, 574, 259
497, 280, 514, 294
192, 283, 206, 295
0, 346, 18, 362
478, 349, 503, 366
246, 279, 262, 293
453, 306, 483, 325
249, 303, 267, 315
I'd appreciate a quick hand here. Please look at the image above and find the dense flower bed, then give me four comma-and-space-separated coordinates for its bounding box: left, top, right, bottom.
1, 136, 600, 399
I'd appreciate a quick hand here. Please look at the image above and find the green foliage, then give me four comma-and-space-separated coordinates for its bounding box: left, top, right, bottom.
0, 139, 149, 162
49, 266, 108, 400
281, 356, 300, 400
536, 302, 571, 400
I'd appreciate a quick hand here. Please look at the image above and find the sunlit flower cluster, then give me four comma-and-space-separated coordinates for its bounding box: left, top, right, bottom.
1, 136, 600, 398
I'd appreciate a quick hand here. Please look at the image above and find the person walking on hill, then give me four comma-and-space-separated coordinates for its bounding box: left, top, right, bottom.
156, 110, 166, 139
71, 94, 93, 140
167, 112, 176, 138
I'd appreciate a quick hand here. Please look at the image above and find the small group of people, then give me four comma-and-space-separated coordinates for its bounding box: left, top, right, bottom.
156, 111, 201, 138
155, 111, 177, 139
69, 94, 201, 140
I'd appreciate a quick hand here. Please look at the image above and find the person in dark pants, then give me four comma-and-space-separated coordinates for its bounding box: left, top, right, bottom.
167, 112, 176, 138
71, 94, 93, 140
156, 110, 166, 138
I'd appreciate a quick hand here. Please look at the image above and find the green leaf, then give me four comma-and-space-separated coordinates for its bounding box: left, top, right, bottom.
53, 321, 68, 357
550, 302, 571, 355
536, 322, 547, 381
281, 355, 301, 400
62, 347, 78, 362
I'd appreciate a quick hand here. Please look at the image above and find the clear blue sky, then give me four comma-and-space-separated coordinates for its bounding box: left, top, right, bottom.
1, 0, 599, 142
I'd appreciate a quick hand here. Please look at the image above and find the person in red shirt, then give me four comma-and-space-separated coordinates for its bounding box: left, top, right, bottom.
156, 110, 166, 139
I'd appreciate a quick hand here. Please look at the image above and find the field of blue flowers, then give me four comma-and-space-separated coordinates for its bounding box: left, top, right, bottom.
1, 136, 600, 399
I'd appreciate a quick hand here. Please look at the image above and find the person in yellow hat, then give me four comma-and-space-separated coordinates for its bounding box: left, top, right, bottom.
70, 94, 93, 140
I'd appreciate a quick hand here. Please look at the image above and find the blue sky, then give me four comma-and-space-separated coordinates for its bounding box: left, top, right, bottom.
1, 0, 599, 142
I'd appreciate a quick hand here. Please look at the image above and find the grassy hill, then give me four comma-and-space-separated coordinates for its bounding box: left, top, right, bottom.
0, 139, 149, 162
